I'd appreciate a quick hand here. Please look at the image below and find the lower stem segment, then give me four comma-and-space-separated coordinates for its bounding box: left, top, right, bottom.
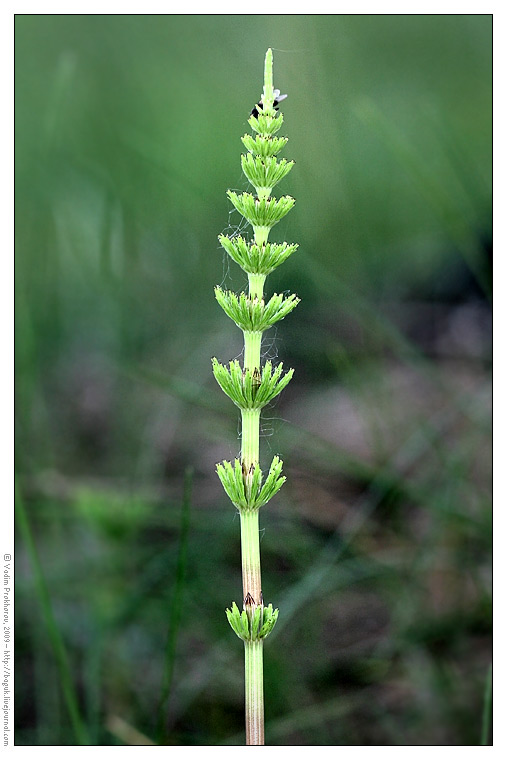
245, 639, 264, 745
241, 273, 265, 745
240, 509, 261, 604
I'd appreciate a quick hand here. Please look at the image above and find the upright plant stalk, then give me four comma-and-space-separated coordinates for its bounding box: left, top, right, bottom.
213, 49, 299, 746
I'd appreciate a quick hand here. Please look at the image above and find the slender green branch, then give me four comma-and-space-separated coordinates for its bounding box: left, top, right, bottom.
214, 48, 298, 745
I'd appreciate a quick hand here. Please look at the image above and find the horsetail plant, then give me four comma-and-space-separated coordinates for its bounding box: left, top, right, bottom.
213, 49, 299, 746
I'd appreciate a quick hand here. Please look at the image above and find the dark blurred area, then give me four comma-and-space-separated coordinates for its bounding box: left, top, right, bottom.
15, 15, 492, 746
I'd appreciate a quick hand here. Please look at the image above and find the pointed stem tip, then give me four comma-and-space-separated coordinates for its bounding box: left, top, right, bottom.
263, 48, 274, 107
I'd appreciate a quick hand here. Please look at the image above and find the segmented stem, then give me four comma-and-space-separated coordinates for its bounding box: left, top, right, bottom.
262, 48, 274, 112
248, 273, 266, 300
240, 509, 262, 604
245, 640, 264, 745
241, 408, 260, 469
216, 48, 297, 746
244, 333, 262, 372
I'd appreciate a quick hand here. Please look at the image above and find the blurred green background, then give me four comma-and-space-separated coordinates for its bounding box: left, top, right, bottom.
15, 14, 492, 746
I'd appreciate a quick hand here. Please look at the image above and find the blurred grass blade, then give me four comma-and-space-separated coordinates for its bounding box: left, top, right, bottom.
156, 467, 193, 744
123, 363, 229, 416
353, 97, 491, 301
301, 251, 490, 433
106, 715, 156, 746
15, 480, 90, 745
480, 663, 492, 745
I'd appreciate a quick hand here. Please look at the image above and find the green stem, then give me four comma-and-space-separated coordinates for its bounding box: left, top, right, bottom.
253, 225, 270, 246
244, 332, 262, 372
241, 408, 260, 469
241, 267, 265, 744
248, 273, 266, 300
262, 48, 274, 110
244, 274, 264, 371
244, 640, 264, 745
222, 46, 290, 747
240, 509, 262, 604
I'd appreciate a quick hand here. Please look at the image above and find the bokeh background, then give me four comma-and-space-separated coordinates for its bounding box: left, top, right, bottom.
15, 14, 492, 746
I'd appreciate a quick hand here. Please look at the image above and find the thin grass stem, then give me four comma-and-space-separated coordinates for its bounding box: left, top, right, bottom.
14, 480, 90, 745
480, 662, 492, 745
157, 467, 193, 744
